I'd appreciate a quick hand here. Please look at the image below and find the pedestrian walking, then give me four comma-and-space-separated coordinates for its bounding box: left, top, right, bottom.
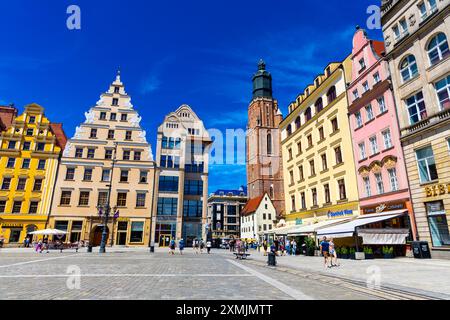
319, 236, 331, 268
329, 238, 339, 267
263, 240, 268, 256
292, 240, 297, 256
286, 240, 291, 256
200, 239, 205, 254
169, 238, 176, 255
36, 239, 42, 253
179, 238, 185, 255
206, 240, 212, 254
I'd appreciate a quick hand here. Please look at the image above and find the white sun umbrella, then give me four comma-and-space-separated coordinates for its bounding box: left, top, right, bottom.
29, 229, 67, 235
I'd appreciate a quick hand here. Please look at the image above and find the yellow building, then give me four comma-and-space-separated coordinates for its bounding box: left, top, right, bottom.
280, 56, 360, 233
0, 104, 66, 246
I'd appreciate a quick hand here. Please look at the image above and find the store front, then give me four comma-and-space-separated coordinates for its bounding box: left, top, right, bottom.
0, 217, 46, 247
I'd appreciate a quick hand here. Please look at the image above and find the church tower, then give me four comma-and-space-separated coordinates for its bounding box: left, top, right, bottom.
246, 60, 285, 218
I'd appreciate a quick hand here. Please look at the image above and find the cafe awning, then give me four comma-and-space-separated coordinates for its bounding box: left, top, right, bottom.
287, 218, 352, 236
357, 228, 410, 245
271, 225, 299, 235
316, 210, 408, 239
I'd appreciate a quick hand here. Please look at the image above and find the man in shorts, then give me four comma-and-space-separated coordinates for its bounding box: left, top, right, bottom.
319, 236, 330, 268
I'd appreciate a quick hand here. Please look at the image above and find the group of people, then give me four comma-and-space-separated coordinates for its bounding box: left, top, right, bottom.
319, 236, 339, 268
261, 238, 298, 256
168, 238, 212, 255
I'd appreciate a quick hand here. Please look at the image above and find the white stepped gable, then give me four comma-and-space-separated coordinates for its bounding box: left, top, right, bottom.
84, 110, 95, 124
63, 142, 74, 157
73, 126, 85, 139
96, 96, 105, 106
129, 114, 142, 127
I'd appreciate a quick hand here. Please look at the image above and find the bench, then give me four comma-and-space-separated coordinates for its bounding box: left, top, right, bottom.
43, 243, 81, 253
234, 252, 251, 260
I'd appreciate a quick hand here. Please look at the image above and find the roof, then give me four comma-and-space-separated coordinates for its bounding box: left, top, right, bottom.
372, 40, 386, 58
211, 186, 247, 197
241, 195, 265, 216
49, 123, 68, 150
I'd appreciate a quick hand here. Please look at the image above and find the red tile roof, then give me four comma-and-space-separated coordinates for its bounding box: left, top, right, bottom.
241, 195, 265, 216
49, 123, 68, 150
0, 105, 18, 132
372, 40, 386, 58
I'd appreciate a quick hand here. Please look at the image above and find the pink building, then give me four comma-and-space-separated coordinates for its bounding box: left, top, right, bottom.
347, 27, 417, 240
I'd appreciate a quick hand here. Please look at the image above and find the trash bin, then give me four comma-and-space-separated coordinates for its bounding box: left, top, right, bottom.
268, 252, 276, 266
87, 245, 92, 253
412, 241, 432, 259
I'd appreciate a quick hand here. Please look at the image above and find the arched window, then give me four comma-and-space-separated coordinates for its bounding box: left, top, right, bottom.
295, 116, 301, 130
286, 124, 292, 136
427, 33, 449, 66
327, 86, 337, 104
315, 98, 323, 114
267, 132, 272, 155
305, 107, 312, 121
400, 55, 418, 82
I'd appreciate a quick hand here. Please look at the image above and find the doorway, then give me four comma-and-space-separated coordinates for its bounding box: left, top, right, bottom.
159, 234, 172, 247
92, 226, 109, 247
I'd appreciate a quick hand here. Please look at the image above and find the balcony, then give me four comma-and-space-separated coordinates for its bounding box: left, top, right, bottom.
401, 108, 450, 139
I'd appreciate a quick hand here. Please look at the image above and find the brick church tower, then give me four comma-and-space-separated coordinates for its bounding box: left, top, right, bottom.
246, 60, 285, 218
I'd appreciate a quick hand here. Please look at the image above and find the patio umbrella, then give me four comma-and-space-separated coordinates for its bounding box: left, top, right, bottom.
28, 229, 67, 235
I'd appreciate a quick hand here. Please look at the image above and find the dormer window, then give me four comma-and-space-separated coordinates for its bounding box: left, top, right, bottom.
99, 112, 107, 120
112, 98, 119, 106
315, 79, 320, 87
114, 86, 120, 94
110, 113, 117, 121
359, 58, 366, 71
326, 67, 331, 77
29, 116, 35, 124
121, 114, 127, 121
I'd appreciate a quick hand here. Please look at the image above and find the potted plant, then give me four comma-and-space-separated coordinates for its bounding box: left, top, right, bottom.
340, 247, 349, 259
383, 246, 394, 259
364, 246, 374, 259
349, 247, 356, 260
304, 237, 316, 256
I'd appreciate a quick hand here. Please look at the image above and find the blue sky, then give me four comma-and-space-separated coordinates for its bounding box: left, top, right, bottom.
0, 0, 382, 192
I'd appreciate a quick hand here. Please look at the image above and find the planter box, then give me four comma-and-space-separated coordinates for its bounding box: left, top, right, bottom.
350, 253, 356, 260
355, 252, 365, 260
383, 253, 394, 259
340, 254, 349, 259
365, 253, 374, 259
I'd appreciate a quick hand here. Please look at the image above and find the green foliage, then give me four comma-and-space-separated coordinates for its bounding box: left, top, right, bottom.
335, 247, 341, 254
340, 247, 348, 254
304, 237, 316, 250
363, 246, 373, 254
349, 247, 356, 254
382, 246, 394, 254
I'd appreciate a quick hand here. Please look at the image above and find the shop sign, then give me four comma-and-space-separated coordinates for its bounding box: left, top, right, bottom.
327, 210, 353, 219
425, 184, 450, 197
295, 218, 303, 225
117, 217, 129, 222
363, 202, 406, 214
0, 223, 24, 228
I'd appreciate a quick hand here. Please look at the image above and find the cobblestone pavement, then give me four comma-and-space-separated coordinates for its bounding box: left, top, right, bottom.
0, 248, 378, 300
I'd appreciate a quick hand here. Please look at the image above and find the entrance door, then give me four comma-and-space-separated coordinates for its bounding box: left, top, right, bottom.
159, 234, 172, 247
116, 232, 127, 245
92, 226, 109, 247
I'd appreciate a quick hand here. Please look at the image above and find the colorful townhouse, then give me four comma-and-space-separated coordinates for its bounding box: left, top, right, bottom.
347, 27, 418, 244
0, 104, 67, 246
381, 0, 450, 258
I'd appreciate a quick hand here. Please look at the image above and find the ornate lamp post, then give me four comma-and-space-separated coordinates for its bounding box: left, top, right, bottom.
98, 142, 118, 254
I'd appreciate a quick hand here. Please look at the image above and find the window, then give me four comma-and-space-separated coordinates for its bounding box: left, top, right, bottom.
416, 146, 438, 183
288, 148, 293, 161
362, 81, 369, 93
157, 197, 178, 216
309, 160, 315, 176
123, 150, 131, 160
2, 177, 11, 190
355, 112, 363, 128
359, 58, 366, 71
305, 107, 312, 121
97, 191, 108, 206
70, 221, 83, 243
117, 192, 127, 207
26, 129, 33, 136
139, 171, 148, 183
87, 149, 95, 159
366, 105, 374, 121
294, 117, 301, 130
105, 149, 113, 159
399, 18, 408, 37
331, 118, 339, 132
110, 113, 117, 121
130, 222, 144, 243
291, 195, 296, 211
427, 33, 449, 66
378, 96, 387, 113
359, 142, 367, 160
101, 169, 110, 182
301, 192, 306, 209
112, 98, 119, 106
8, 141, 15, 150
108, 130, 115, 139
400, 55, 418, 82
388, 168, 399, 191
184, 180, 203, 195
36, 143, 45, 151
327, 86, 337, 103
267, 133, 272, 155
375, 173, 384, 194
120, 170, 129, 182
307, 134, 313, 148
100, 112, 107, 120
83, 168, 93, 181
0, 201, 5, 213
321, 153, 328, 171
134, 151, 141, 161
353, 89, 359, 100
318, 127, 325, 141
12, 201, 22, 213
6, 158, 15, 168
338, 179, 347, 200
33, 178, 42, 191
286, 124, 292, 136
90, 129, 97, 138
23, 142, 31, 150
60, 191, 71, 205
299, 165, 304, 181
382, 129, 393, 149
78, 191, 90, 206
29, 201, 38, 214
435, 75, 450, 111
368, 136, 378, 156
297, 141, 302, 154
121, 114, 127, 121
289, 170, 294, 184
406, 91, 427, 124
16, 178, 27, 191
315, 98, 323, 114
136, 193, 146, 208
125, 131, 132, 140
75, 148, 83, 158
158, 176, 179, 192
22, 159, 30, 169
29, 116, 35, 123
37, 159, 46, 170
363, 176, 371, 197
183, 200, 203, 217
426, 201, 450, 247
324, 184, 331, 203
373, 72, 381, 84
312, 188, 318, 207
335, 146, 343, 164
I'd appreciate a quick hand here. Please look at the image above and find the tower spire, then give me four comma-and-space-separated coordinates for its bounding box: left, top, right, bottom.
252, 59, 273, 99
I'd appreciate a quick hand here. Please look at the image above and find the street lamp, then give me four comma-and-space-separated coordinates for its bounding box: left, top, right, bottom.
148, 160, 158, 253
98, 142, 118, 254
